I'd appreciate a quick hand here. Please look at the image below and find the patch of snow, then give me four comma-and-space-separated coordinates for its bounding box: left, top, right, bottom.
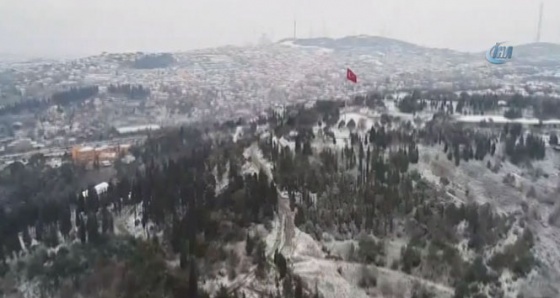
81, 182, 109, 198
456, 114, 560, 125
233, 126, 243, 143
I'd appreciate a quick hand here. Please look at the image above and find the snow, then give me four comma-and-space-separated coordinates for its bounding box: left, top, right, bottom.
288, 227, 454, 298
499, 270, 522, 298
115, 124, 160, 134
114, 203, 154, 240
81, 181, 109, 198
293, 258, 370, 298
414, 142, 560, 297
79, 146, 94, 152
456, 114, 560, 125
240, 133, 456, 297
214, 166, 230, 195
338, 110, 377, 132
18, 280, 41, 298
232, 126, 243, 143
242, 144, 273, 180
279, 40, 334, 54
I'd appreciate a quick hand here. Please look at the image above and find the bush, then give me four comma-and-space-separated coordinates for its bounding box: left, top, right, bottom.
26, 248, 48, 279
464, 257, 496, 285
391, 260, 399, 270
504, 108, 522, 119
488, 229, 535, 278
358, 236, 385, 264
411, 282, 434, 298
358, 265, 377, 288
401, 245, 421, 274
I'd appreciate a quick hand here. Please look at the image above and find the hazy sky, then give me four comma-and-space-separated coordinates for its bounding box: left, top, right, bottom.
0, 0, 559, 58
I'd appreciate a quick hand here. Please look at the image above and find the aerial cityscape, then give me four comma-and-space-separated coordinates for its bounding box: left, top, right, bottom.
1, 36, 558, 166
0, 1, 560, 298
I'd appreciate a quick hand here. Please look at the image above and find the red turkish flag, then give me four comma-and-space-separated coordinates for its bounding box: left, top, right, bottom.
346, 68, 357, 83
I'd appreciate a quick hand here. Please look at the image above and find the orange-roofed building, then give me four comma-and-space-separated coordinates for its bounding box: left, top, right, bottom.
71, 144, 130, 165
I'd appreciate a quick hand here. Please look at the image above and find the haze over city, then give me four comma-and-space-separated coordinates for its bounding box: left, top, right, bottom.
0, 0, 559, 58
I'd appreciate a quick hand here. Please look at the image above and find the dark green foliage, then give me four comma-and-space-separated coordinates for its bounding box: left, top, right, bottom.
401, 245, 421, 274
358, 237, 385, 265
78, 215, 86, 244
283, 274, 294, 298
22, 227, 31, 249
214, 285, 230, 298
464, 257, 495, 285
274, 250, 288, 279
44, 225, 59, 248
101, 207, 113, 234
504, 108, 522, 119
549, 133, 558, 146
358, 265, 377, 288
108, 84, 150, 100
295, 278, 304, 298
86, 213, 99, 244
398, 93, 427, 114
0, 97, 541, 298
411, 282, 434, 298
255, 240, 267, 279
180, 240, 189, 270
59, 205, 72, 238
131, 53, 175, 69
347, 119, 356, 130
188, 259, 199, 298
488, 228, 535, 278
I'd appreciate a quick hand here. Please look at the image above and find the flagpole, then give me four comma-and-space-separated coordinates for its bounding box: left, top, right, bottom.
344, 68, 358, 122
344, 69, 347, 123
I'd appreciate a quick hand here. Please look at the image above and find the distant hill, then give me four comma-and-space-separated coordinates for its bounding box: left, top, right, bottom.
512, 42, 560, 65
280, 36, 560, 67
281, 35, 425, 51
279, 35, 470, 56
277, 35, 485, 75
468, 42, 560, 67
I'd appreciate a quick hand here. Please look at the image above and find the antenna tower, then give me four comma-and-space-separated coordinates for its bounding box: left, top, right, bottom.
536, 2, 544, 42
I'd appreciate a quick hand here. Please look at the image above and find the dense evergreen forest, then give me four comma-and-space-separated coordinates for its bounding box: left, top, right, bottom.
258, 97, 536, 297
395, 91, 560, 120
0, 93, 543, 298
0, 121, 313, 297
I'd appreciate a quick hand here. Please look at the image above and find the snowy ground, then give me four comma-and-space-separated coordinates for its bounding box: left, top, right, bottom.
414, 142, 560, 297
233, 105, 560, 297
236, 142, 455, 298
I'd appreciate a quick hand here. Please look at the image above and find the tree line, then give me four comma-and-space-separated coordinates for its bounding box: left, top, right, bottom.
107, 84, 150, 100
258, 100, 535, 297
0, 85, 99, 116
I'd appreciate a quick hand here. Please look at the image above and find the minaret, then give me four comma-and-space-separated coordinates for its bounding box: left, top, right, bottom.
536, 2, 544, 42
